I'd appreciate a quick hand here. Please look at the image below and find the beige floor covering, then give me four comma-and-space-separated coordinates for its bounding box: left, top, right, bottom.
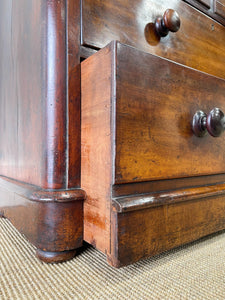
1, 218, 225, 300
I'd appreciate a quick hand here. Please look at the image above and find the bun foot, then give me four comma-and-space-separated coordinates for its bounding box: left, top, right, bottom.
36, 249, 77, 263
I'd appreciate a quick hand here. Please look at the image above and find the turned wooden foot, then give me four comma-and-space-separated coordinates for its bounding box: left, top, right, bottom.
36, 249, 77, 263
0, 177, 85, 263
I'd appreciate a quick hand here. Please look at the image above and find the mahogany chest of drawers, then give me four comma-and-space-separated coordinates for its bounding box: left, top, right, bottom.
1, 0, 225, 266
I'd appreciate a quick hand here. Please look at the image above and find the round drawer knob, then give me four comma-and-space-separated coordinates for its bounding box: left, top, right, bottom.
192, 108, 225, 137
155, 9, 181, 37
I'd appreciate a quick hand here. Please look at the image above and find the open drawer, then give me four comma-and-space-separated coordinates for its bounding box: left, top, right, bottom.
82, 41, 225, 184
81, 41, 225, 267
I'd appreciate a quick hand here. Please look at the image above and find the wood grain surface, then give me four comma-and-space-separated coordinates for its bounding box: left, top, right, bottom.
0, 177, 84, 258
81, 41, 225, 267
112, 173, 225, 197
81, 44, 114, 253
67, 0, 82, 188
109, 194, 225, 267
82, 0, 225, 78
115, 43, 225, 183
82, 41, 225, 185
0, 0, 82, 189
0, 0, 45, 187
112, 183, 225, 213
0, 0, 84, 262
184, 0, 225, 26
215, 0, 225, 19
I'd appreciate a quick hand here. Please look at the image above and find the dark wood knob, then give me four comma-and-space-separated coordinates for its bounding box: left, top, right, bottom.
192, 108, 225, 137
207, 108, 225, 137
155, 9, 181, 37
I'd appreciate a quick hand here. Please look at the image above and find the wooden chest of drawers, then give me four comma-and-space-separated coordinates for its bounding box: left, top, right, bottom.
81, 41, 225, 266
81, 0, 225, 266
1, 0, 225, 266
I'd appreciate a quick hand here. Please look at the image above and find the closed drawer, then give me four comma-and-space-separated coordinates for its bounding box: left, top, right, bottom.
82, 0, 225, 78
82, 41, 225, 185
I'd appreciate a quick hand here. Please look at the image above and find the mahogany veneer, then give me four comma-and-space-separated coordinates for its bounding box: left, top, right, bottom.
0, 176, 84, 262
0, 0, 84, 262
81, 41, 225, 267
1, 0, 225, 266
82, 0, 225, 78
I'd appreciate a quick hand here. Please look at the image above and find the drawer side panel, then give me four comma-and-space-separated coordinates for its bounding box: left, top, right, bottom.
81, 43, 115, 252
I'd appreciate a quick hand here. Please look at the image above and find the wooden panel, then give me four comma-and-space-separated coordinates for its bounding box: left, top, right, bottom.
0, 0, 83, 262
82, 0, 225, 78
115, 43, 225, 183
215, 1, 225, 19
184, 0, 225, 26
109, 195, 225, 267
81, 44, 114, 252
67, 0, 82, 188
113, 174, 225, 197
0, 176, 84, 255
0, 0, 82, 189
81, 41, 225, 267
0, 0, 44, 186
112, 183, 225, 213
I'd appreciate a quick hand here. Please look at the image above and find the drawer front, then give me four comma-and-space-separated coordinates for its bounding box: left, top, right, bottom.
114, 43, 225, 184
82, 0, 225, 78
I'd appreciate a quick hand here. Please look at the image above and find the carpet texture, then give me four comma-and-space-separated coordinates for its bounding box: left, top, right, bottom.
1, 218, 225, 299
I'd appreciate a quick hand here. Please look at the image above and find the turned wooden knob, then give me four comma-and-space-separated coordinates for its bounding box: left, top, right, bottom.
155, 9, 181, 37
192, 108, 225, 137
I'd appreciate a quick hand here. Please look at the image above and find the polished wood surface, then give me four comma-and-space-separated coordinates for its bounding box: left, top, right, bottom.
112, 183, 225, 213
0, 0, 84, 262
0, 0, 68, 189
192, 108, 225, 137
155, 9, 181, 37
82, 0, 225, 78
0, 176, 85, 203
68, 0, 82, 188
184, 0, 225, 25
215, 0, 225, 19
112, 173, 225, 197
84, 42, 225, 184
0, 176, 85, 261
0, 0, 81, 189
36, 249, 78, 264
81, 45, 113, 253
2, 0, 225, 266
0, 0, 44, 187
109, 195, 225, 267
81, 41, 225, 267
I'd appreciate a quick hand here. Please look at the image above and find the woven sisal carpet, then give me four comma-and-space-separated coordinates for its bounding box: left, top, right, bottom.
1, 218, 225, 299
